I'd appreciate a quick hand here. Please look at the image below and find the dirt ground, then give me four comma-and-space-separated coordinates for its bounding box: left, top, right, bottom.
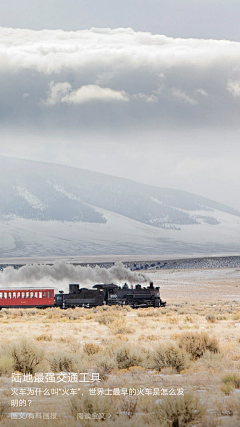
148, 268, 240, 302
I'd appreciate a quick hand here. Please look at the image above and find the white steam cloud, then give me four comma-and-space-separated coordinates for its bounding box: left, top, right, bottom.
0, 261, 149, 289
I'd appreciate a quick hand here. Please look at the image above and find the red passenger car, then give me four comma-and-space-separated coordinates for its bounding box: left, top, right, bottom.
0, 288, 55, 309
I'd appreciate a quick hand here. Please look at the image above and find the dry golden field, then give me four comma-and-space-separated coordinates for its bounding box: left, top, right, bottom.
0, 268, 239, 427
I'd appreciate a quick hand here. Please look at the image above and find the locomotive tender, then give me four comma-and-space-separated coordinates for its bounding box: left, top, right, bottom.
0, 282, 166, 309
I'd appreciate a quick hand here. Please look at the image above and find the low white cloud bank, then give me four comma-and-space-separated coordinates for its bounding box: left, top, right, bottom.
1, 27, 240, 74
1, 26, 240, 129
45, 81, 129, 105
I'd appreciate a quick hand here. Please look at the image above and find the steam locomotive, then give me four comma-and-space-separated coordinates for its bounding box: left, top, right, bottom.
55, 282, 166, 309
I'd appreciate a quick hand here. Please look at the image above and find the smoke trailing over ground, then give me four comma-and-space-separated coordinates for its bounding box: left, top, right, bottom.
0, 261, 149, 288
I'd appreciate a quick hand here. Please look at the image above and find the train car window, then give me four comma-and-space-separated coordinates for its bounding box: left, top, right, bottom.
0, 292, 2, 299
26, 292, 29, 298
17, 292, 21, 299
35, 292, 38, 298
48, 291, 51, 298
13, 292, 16, 299
43, 291, 46, 298
22, 292, 25, 299
8, 292, 12, 299
30, 292, 34, 298
4, 292, 7, 299
39, 292, 42, 298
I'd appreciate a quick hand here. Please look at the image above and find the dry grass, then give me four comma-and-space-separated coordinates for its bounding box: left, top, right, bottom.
7, 338, 45, 374
83, 343, 101, 355
36, 333, 53, 341
153, 342, 190, 373
50, 352, 76, 372
0, 298, 239, 426
152, 391, 206, 427
69, 392, 117, 420
0, 356, 14, 376
177, 331, 219, 360
108, 317, 134, 335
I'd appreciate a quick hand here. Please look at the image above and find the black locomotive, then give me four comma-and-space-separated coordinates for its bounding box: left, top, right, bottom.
54, 282, 166, 309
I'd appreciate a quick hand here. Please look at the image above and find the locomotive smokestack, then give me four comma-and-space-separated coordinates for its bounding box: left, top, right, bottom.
149, 282, 154, 289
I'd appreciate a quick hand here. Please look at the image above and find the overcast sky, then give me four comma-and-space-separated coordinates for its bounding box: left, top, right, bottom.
0, 1, 240, 210
1, 0, 240, 41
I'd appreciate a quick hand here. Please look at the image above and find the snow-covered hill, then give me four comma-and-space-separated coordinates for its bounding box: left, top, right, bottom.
0, 155, 240, 257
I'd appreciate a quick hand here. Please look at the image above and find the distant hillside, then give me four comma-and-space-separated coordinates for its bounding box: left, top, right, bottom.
0, 155, 240, 257
0, 155, 239, 227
